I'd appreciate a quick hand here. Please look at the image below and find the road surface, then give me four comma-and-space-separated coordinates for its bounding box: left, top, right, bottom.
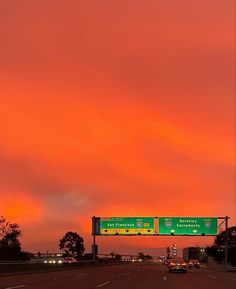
0, 263, 235, 289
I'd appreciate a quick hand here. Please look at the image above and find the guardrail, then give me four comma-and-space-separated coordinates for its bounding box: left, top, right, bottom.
227, 265, 236, 272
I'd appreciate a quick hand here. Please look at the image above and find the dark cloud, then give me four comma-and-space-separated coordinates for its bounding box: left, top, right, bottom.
0, 151, 68, 194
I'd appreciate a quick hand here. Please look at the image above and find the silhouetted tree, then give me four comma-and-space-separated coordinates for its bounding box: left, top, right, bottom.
228, 247, 236, 266
115, 253, 122, 260
59, 231, 85, 259
137, 252, 152, 261
215, 226, 236, 248
205, 226, 236, 265
146, 254, 152, 260
0, 216, 22, 260
205, 245, 224, 264
138, 252, 145, 260
166, 247, 171, 259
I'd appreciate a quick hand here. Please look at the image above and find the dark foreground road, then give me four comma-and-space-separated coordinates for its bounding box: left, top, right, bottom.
0, 264, 235, 289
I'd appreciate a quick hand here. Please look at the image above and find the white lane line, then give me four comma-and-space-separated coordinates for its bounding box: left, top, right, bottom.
163, 276, 167, 281
97, 281, 111, 288
74, 273, 88, 277
207, 275, 217, 279
5, 285, 26, 289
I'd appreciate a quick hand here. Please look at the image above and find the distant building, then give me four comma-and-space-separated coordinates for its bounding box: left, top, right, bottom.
183, 247, 208, 262
33, 252, 63, 259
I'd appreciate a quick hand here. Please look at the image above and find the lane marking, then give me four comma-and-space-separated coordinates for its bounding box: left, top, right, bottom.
97, 281, 111, 288
163, 276, 167, 281
207, 275, 217, 279
5, 286, 26, 289
74, 273, 88, 277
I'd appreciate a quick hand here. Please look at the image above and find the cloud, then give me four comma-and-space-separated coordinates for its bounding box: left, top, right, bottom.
0, 192, 43, 225
0, 0, 235, 252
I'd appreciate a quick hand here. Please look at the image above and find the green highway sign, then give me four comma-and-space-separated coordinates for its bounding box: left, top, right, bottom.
100, 217, 155, 235
158, 217, 218, 235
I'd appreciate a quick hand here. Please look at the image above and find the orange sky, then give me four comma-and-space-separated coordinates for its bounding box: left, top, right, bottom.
0, 0, 235, 255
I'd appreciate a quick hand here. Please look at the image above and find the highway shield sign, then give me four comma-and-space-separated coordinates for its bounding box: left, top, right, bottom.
158, 217, 218, 235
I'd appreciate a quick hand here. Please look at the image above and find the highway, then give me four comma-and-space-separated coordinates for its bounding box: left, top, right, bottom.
0, 263, 235, 289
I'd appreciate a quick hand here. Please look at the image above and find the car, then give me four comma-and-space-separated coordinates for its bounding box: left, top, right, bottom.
164, 259, 170, 265
188, 259, 200, 269
62, 257, 77, 263
168, 258, 187, 273
44, 259, 63, 264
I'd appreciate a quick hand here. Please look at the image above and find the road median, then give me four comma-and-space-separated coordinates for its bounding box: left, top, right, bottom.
0, 260, 122, 277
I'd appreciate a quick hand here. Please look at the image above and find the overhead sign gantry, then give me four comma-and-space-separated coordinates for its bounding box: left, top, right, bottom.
92, 216, 218, 236
91, 216, 229, 264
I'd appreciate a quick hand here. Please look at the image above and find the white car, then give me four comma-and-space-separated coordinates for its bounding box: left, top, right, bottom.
62, 257, 77, 263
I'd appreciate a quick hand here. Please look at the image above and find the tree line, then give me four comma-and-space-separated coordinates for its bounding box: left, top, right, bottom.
205, 226, 236, 266
0, 216, 31, 260
0, 216, 85, 260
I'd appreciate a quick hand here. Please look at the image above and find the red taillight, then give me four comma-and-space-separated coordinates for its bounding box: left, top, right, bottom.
170, 262, 175, 266
182, 263, 186, 266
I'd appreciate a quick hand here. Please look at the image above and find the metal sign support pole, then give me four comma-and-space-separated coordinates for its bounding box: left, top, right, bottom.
225, 216, 229, 266
91, 216, 97, 261
92, 234, 96, 261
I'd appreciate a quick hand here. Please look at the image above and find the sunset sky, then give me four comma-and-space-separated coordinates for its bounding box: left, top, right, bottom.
0, 0, 235, 255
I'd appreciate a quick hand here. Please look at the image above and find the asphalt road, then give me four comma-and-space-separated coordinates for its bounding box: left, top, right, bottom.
0, 263, 235, 289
